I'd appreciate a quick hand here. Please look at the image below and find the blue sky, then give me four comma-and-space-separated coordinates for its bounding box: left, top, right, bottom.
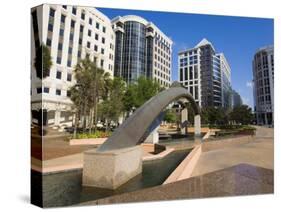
98, 7, 273, 108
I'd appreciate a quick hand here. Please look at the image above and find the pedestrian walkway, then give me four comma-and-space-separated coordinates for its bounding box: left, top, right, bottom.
191, 126, 274, 177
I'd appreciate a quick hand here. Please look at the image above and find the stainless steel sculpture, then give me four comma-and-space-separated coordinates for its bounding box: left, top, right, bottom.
97, 83, 200, 152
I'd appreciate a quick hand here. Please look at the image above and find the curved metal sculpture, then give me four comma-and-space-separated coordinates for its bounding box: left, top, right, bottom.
97, 84, 200, 152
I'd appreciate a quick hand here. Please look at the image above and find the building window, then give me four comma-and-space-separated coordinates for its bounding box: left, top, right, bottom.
100, 59, 104, 68
95, 33, 99, 40
96, 22, 100, 29
56, 71, 62, 79
110, 43, 114, 50
61, 15, 66, 23
77, 51, 81, 58
43, 87, 49, 93
67, 73, 72, 81
62, 5, 67, 9
88, 30, 91, 36
56, 56, 61, 64
67, 60, 71, 67
102, 26, 106, 33
78, 38, 82, 45
48, 23, 53, 31
102, 37, 105, 44
72, 7, 77, 15
89, 18, 92, 25
68, 47, 72, 54
49, 8, 55, 17
56, 89, 61, 96
71, 20, 75, 28
80, 25, 84, 32
101, 48, 104, 54
46, 38, 52, 47
36, 87, 42, 94
59, 29, 64, 36
87, 41, 91, 48
58, 43, 63, 50
81, 11, 85, 20
94, 45, 98, 52
67, 90, 71, 97
69, 33, 74, 41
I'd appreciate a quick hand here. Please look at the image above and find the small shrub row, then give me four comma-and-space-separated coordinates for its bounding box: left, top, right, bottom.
74, 131, 112, 139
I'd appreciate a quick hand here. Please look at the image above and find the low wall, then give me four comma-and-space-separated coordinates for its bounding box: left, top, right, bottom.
163, 145, 202, 184
141, 143, 166, 154
142, 148, 174, 162
69, 138, 107, 145
202, 135, 254, 152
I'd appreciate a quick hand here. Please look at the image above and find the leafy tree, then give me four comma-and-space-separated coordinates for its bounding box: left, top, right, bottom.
229, 105, 253, 125
34, 44, 52, 79
163, 109, 178, 123
69, 56, 111, 135
200, 107, 229, 125
98, 78, 126, 130
123, 76, 161, 113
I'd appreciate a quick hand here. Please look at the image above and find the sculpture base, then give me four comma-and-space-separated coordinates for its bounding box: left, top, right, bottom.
82, 146, 142, 189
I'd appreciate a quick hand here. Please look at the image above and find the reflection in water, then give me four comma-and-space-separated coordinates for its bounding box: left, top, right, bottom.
32, 149, 190, 207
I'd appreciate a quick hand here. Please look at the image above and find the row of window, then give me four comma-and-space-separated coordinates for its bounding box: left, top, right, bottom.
154, 61, 171, 72
154, 46, 171, 61
154, 32, 171, 49
36, 87, 71, 97
154, 77, 170, 87
154, 53, 171, 68
47, 11, 114, 68
181, 50, 198, 57
154, 70, 170, 81
87, 30, 106, 43
60, 6, 107, 33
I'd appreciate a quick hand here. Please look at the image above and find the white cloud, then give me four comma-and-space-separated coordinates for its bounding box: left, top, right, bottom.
246, 81, 253, 88
242, 96, 250, 105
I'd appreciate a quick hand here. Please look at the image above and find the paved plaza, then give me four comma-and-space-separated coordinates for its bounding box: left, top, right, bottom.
192, 126, 274, 177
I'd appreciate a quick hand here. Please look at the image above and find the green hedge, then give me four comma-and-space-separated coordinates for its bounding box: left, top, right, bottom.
73, 131, 112, 139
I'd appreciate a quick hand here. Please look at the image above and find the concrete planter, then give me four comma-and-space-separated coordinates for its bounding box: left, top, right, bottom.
69, 138, 107, 146
83, 146, 143, 189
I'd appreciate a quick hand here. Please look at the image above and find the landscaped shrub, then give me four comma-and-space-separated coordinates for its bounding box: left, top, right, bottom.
74, 131, 112, 139
212, 125, 256, 137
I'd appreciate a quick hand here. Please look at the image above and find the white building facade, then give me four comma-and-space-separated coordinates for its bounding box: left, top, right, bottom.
112, 15, 172, 88
31, 4, 115, 126
178, 38, 232, 108
252, 45, 274, 125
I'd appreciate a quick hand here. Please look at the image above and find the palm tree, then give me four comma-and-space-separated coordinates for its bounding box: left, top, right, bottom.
69, 56, 112, 135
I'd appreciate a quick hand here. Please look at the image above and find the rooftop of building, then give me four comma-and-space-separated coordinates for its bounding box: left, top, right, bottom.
178, 38, 216, 55
112, 15, 173, 44
254, 45, 274, 54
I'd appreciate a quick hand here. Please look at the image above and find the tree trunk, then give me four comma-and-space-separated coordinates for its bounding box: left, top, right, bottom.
93, 97, 98, 133
89, 108, 94, 134
73, 110, 79, 138
82, 102, 87, 133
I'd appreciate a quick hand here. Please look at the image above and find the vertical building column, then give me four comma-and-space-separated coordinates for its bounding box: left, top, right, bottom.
265, 112, 268, 126
181, 108, 188, 135
144, 126, 159, 144
194, 114, 201, 136
54, 110, 61, 126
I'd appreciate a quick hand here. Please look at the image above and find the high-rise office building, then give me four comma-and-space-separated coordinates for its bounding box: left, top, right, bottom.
31, 4, 115, 126
252, 45, 274, 125
217, 53, 232, 109
178, 38, 232, 108
232, 89, 243, 108
112, 15, 173, 87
